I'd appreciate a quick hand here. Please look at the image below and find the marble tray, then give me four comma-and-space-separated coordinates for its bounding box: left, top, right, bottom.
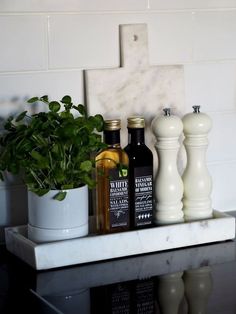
4, 211, 235, 270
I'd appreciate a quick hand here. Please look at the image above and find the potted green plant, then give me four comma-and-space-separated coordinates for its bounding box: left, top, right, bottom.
0, 95, 105, 243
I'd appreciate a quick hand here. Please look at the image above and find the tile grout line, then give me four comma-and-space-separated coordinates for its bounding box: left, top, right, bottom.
190, 12, 195, 64
0, 7, 236, 16
204, 109, 236, 114
2, 59, 236, 75
46, 15, 50, 70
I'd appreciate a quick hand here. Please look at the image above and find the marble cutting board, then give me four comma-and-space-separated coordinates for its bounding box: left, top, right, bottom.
85, 23, 185, 153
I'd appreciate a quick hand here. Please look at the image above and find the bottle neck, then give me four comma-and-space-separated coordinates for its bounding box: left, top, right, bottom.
128, 128, 145, 145
104, 130, 121, 147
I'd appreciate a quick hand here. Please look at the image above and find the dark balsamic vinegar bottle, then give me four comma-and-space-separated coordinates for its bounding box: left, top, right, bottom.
96, 119, 129, 234
124, 117, 154, 229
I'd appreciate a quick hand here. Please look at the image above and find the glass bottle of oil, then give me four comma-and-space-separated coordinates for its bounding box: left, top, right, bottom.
124, 117, 153, 229
95, 119, 129, 234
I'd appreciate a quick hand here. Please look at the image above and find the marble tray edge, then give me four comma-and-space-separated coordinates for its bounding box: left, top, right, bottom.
5, 225, 38, 268
4, 210, 236, 270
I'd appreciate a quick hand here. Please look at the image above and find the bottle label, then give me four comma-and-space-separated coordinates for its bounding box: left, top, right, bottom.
109, 168, 129, 229
134, 167, 153, 227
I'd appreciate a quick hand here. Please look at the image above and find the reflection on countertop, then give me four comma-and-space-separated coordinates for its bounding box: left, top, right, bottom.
35, 240, 235, 314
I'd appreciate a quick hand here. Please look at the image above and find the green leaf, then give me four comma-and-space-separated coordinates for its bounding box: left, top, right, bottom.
61, 95, 72, 104
30, 151, 49, 168
60, 111, 74, 119
61, 184, 74, 190
7, 160, 19, 174
53, 191, 67, 201
30, 188, 50, 197
51, 144, 59, 154
73, 104, 86, 116
4, 121, 14, 131
0, 94, 106, 193
40, 95, 49, 102
49, 101, 61, 112
27, 97, 39, 103
80, 160, 92, 172
15, 111, 27, 122
54, 169, 65, 183
59, 124, 75, 138
16, 137, 31, 152
51, 144, 64, 161
82, 174, 96, 189
31, 134, 47, 146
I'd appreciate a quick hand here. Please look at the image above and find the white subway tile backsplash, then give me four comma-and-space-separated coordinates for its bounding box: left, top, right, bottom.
4, 0, 236, 12
49, 14, 151, 69
208, 162, 236, 211
207, 112, 236, 163
193, 11, 236, 61
49, 13, 193, 69
0, 0, 148, 12
0, 15, 47, 72
48, 14, 120, 69
75, 0, 147, 11
185, 63, 236, 112
148, 12, 193, 64
149, 0, 236, 10
0, 71, 83, 116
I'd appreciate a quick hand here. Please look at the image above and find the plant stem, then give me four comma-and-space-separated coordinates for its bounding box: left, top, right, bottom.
29, 169, 44, 188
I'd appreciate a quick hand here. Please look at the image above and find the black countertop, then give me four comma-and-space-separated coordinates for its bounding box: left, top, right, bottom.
1, 213, 236, 314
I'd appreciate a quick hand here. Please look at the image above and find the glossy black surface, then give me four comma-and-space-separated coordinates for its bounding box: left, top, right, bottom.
1, 212, 236, 314
0, 246, 59, 314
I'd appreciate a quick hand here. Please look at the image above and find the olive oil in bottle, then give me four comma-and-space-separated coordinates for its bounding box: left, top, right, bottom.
124, 117, 153, 229
96, 119, 129, 234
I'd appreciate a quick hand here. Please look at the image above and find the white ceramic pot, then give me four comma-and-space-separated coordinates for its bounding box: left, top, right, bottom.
28, 185, 88, 243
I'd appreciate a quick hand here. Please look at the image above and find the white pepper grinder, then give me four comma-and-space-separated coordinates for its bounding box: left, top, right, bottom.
151, 108, 184, 225
182, 106, 213, 221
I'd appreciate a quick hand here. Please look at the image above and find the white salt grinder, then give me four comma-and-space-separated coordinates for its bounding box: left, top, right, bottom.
151, 108, 184, 225
157, 272, 184, 314
182, 105, 213, 221
184, 267, 212, 314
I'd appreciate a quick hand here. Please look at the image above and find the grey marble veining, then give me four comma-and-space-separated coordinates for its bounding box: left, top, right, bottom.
85, 24, 185, 162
